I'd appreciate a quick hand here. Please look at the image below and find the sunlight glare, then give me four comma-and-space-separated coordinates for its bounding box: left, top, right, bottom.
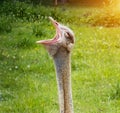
110, 0, 120, 12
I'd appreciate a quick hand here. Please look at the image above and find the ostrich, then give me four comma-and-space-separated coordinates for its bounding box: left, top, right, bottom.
37, 17, 75, 113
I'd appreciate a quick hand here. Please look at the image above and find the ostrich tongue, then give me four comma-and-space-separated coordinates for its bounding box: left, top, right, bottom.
36, 17, 61, 45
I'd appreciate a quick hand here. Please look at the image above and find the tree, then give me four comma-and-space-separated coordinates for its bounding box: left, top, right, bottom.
55, 0, 57, 5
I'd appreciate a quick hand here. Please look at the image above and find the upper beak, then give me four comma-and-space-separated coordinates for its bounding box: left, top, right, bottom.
49, 17, 60, 33
36, 17, 61, 45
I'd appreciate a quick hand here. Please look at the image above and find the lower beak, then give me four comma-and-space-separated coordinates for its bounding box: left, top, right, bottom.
36, 17, 60, 45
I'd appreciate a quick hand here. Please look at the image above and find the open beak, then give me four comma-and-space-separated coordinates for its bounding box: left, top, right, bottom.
36, 17, 61, 45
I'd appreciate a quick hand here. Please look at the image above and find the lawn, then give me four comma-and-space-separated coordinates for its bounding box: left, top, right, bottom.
0, 4, 120, 113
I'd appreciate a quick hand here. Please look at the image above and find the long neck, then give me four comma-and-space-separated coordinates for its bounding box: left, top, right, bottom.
53, 47, 74, 113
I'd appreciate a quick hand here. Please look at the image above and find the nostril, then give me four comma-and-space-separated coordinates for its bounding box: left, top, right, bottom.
55, 22, 58, 25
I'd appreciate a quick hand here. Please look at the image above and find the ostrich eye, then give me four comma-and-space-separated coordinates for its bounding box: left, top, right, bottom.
65, 32, 74, 44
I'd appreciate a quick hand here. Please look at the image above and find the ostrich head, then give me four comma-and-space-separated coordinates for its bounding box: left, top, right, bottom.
36, 17, 75, 56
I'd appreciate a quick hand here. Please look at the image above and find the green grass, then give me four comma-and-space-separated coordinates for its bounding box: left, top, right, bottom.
0, 7, 120, 113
